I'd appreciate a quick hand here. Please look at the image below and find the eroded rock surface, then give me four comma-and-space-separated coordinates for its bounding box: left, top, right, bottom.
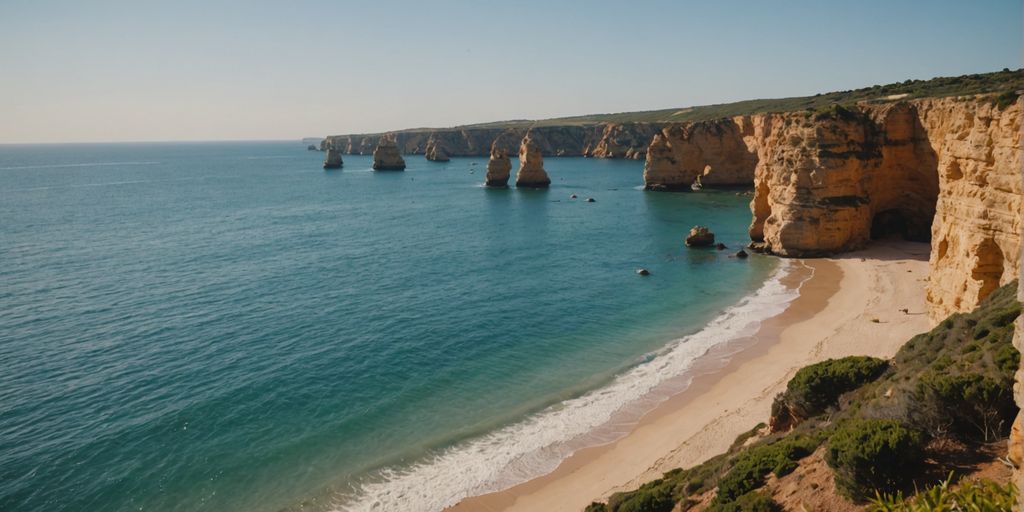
515, 134, 551, 188
424, 137, 450, 162
372, 134, 406, 171
484, 139, 512, 187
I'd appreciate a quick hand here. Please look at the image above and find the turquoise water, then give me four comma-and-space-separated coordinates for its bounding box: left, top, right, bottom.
0, 142, 777, 512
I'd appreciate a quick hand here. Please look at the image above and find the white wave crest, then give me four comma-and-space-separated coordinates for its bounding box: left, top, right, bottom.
337, 261, 801, 512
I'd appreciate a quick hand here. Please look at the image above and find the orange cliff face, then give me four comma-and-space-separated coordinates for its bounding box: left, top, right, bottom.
643, 118, 759, 189
740, 97, 1021, 320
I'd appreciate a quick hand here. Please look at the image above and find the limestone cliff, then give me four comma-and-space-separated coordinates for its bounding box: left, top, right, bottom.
372, 134, 406, 171
323, 122, 658, 159
485, 140, 512, 187
515, 134, 551, 188
323, 148, 343, 169
744, 97, 1020, 321
643, 118, 758, 189
424, 137, 450, 162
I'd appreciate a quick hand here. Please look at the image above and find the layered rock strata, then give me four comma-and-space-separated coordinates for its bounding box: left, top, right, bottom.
372, 135, 406, 171
424, 138, 450, 162
484, 140, 512, 187
515, 134, 551, 188
322, 148, 343, 169
643, 118, 758, 189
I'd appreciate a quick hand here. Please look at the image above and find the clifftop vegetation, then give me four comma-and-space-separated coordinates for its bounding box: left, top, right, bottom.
586, 281, 1020, 512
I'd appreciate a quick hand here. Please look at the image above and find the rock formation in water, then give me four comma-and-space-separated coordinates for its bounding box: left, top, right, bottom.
643, 134, 683, 190
484, 140, 512, 187
643, 119, 759, 189
424, 137, 450, 162
684, 226, 715, 247
323, 148, 343, 169
372, 134, 406, 170
515, 133, 551, 188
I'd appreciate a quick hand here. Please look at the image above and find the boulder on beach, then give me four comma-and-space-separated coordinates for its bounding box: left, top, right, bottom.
684, 225, 715, 247
515, 133, 551, 188
372, 134, 406, 171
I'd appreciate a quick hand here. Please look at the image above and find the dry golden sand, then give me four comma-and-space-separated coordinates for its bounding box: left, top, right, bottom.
450, 240, 933, 512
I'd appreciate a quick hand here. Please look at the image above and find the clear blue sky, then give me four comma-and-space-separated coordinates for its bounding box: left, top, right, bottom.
0, 0, 1020, 143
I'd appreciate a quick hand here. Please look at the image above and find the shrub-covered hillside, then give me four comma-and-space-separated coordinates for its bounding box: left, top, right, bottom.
586, 281, 1020, 512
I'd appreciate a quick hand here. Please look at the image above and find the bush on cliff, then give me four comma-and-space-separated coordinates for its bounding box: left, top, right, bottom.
824, 419, 925, 501
706, 491, 782, 512
770, 356, 888, 430
713, 433, 823, 504
867, 475, 1017, 512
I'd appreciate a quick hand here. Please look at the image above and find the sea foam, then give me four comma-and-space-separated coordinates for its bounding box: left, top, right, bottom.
337, 261, 802, 512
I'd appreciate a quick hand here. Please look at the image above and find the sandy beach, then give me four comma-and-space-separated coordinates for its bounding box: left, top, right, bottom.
452, 240, 934, 512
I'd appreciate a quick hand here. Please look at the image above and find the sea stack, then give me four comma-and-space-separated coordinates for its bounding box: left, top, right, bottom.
372, 134, 406, 170
323, 148, 343, 169
485, 140, 512, 187
425, 137, 450, 162
514, 133, 550, 188
643, 133, 685, 191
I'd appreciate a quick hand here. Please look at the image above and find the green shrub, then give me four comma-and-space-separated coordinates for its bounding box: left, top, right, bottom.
867, 476, 1017, 511
994, 90, 1020, 109
825, 419, 925, 501
917, 371, 1015, 441
707, 491, 782, 512
612, 487, 674, 512
714, 434, 821, 504
771, 356, 888, 429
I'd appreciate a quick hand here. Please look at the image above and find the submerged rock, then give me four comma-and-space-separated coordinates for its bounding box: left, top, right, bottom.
323, 148, 343, 169
515, 133, 551, 188
636, 268, 650, 276
735, 249, 749, 259
484, 140, 512, 187
586, 197, 596, 203
372, 134, 406, 170
684, 225, 715, 247
715, 242, 728, 250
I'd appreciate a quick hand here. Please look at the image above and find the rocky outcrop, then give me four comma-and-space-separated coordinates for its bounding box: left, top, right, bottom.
643, 118, 759, 189
372, 134, 406, 171
515, 134, 551, 188
684, 226, 715, 247
424, 137, 450, 162
1014, 240, 1023, 507
323, 148, 343, 169
745, 96, 1021, 320
643, 134, 683, 190
589, 123, 662, 159
484, 140, 512, 187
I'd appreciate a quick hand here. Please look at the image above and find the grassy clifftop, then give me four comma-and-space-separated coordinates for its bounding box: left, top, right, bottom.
346, 68, 1022, 137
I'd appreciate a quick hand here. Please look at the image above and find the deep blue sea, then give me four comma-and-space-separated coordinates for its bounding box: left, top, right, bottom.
0, 142, 785, 512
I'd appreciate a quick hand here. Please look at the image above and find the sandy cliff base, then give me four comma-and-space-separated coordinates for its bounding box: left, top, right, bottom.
451, 240, 933, 512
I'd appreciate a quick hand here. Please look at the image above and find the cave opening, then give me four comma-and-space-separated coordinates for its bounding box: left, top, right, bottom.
870, 209, 932, 242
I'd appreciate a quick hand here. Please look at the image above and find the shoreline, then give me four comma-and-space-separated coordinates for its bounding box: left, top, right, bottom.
451, 240, 932, 512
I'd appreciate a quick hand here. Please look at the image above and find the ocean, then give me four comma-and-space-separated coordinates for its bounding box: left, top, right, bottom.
0, 141, 788, 511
